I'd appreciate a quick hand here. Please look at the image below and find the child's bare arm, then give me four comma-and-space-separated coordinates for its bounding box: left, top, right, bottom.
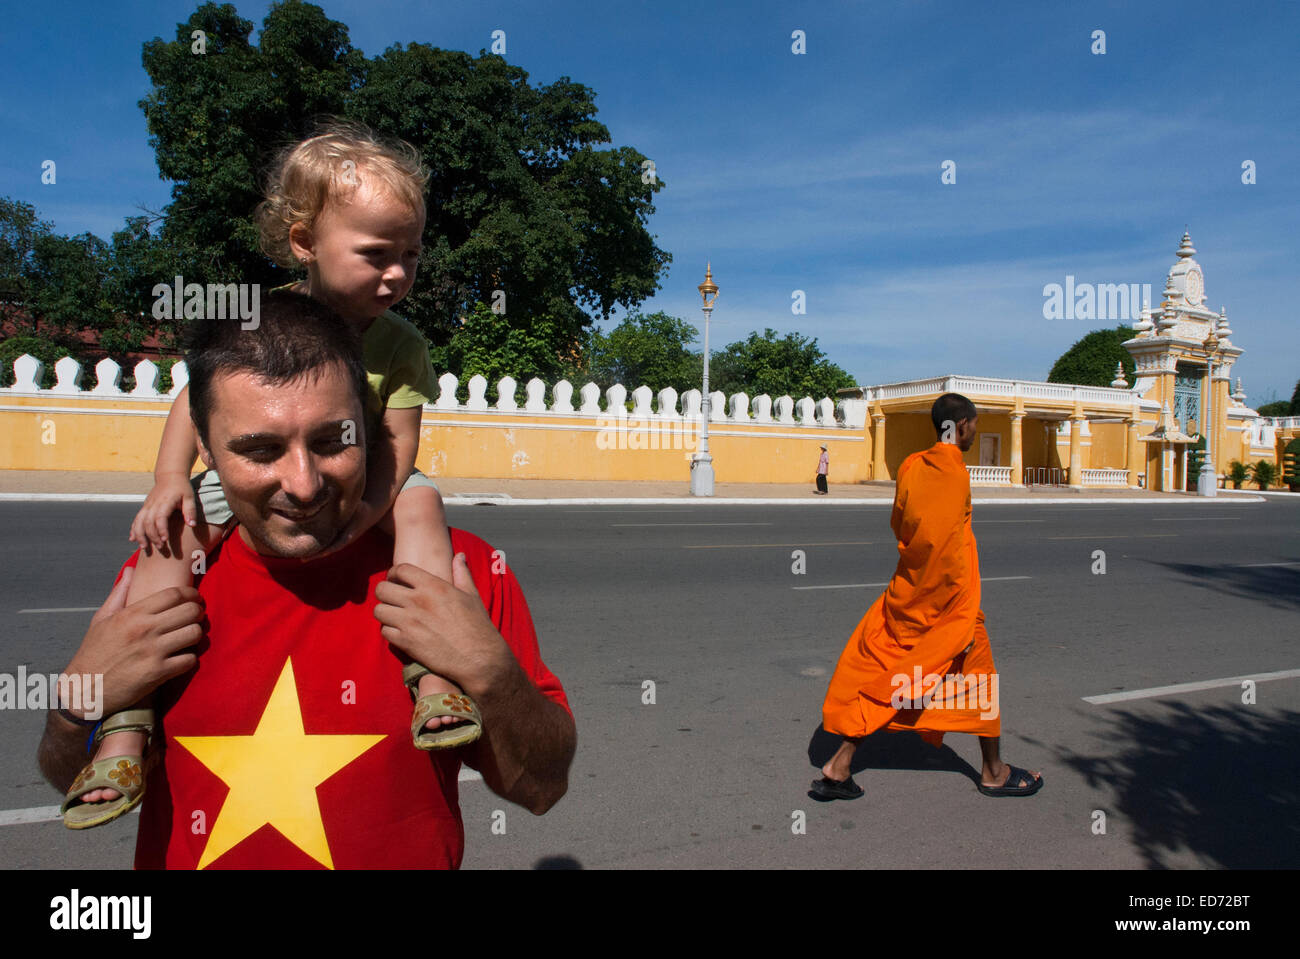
324, 405, 423, 552
368, 405, 422, 507
129, 385, 202, 551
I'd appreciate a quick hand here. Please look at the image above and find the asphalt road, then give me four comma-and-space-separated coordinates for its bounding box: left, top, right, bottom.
1, 498, 1297, 869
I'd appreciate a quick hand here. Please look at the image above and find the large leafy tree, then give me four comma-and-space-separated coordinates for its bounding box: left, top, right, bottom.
0, 198, 173, 356
139, 1, 363, 285
582, 311, 699, 393
708, 328, 855, 400
138, 0, 669, 352
1047, 325, 1136, 387
0, 196, 50, 307
433, 302, 576, 400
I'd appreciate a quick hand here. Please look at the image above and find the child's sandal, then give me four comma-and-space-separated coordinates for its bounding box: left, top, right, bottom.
61, 708, 157, 830
401, 662, 483, 751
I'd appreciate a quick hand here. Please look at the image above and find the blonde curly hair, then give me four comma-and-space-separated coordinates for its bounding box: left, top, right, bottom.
256, 119, 430, 268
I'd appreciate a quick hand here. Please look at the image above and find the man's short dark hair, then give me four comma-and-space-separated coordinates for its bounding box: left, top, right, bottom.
931, 392, 977, 435
185, 291, 368, 447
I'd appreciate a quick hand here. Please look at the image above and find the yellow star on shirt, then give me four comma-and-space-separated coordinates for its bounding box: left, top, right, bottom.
175, 658, 385, 869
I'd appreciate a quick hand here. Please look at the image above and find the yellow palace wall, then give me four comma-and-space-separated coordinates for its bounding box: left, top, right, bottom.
881, 412, 937, 476
0, 394, 869, 484
872, 411, 1134, 478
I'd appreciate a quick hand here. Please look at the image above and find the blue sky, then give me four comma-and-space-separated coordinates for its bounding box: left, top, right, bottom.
3, 0, 1298, 403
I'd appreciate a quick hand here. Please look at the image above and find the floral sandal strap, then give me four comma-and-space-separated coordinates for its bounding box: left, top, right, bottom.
410, 692, 483, 751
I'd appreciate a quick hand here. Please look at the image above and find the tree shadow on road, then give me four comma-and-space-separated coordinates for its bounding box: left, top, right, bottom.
1147, 560, 1300, 612
1049, 702, 1300, 868
806, 724, 980, 791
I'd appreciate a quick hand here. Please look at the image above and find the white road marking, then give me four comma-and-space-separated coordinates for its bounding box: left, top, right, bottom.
794, 575, 1032, 591
685, 541, 876, 550
0, 494, 146, 503
1048, 534, 1178, 540
1150, 516, 1237, 521
611, 522, 774, 527
794, 581, 892, 590
1, 766, 485, 827
1083, 669, 1300, 704
0, 805, 68, 826
1235, 561, 1300, 567
19, 607, 98, 614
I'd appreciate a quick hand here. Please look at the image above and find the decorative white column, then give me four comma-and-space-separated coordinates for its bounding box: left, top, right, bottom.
1009, 412, 1024, 486
872, 412, 887, 481
1068, 414, 1085, 489
1125, 418, 1141, 489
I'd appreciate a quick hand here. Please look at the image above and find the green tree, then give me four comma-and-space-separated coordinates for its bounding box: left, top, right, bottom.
1290, 379, 1300, 415
708, 328, 855, 401
139, 1, 362, 289
101, 216, 179, 354
0, 199, 174, 359
434, 302, 576, 401
0, 335, 63, 389
1048, 326, 1136, 387
1256, 400, 1291, 417
0, 197, 52, 306
583, 311, 699, 392
138, 1, 669, 354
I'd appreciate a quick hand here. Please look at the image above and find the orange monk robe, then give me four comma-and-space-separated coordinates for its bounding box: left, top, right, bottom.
822, 440, 1001, 747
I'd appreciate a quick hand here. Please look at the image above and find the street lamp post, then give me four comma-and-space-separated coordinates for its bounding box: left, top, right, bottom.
1197, 325, 1222, 497
690, 264, 719, 496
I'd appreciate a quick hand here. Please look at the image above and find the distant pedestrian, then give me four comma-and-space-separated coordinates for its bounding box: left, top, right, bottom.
815, 445, 829, 494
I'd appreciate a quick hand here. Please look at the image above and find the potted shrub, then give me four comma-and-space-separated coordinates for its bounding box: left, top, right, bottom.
1250, 460, 1278, 491
1228, 460, 1248, 490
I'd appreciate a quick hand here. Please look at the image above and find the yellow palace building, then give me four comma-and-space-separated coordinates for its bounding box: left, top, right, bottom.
839, 233, 1297, 491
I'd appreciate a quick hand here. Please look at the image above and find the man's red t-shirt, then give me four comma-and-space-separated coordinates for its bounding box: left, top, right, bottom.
122, 527, 569, 870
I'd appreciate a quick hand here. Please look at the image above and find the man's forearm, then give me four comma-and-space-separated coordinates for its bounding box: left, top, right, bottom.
464, 657, 576, 815
38, 712, 95, 793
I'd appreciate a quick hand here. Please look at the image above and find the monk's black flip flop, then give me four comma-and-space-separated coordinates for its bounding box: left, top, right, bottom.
978, 765, 1043, 797
810, 775, 864, 801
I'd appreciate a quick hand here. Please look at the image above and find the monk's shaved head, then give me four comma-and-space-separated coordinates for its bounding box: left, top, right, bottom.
932, 393, 977, 436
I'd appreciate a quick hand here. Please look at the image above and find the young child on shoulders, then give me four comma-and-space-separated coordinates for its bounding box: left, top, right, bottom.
61, 121, 479, 829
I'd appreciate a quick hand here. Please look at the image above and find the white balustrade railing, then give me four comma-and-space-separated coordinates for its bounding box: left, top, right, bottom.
3, 353, 846, 429
4, 353, 189, 397
1080, 468, 1129, 487
966, 466, 1012, 484
865, 376, 1136, 408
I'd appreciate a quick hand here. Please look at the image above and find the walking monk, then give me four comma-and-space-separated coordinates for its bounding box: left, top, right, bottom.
812, 393, 1042, 800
